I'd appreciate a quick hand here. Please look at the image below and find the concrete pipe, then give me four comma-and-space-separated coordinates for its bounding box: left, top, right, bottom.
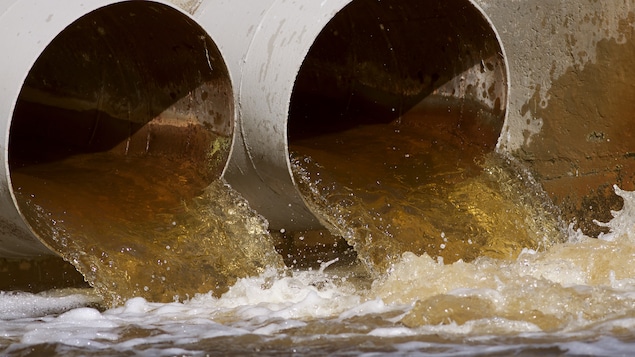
195, 0, 508, 232
0, 0, 233, 258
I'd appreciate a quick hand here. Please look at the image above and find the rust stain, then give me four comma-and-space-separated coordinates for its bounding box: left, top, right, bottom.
518, 33, 635, 236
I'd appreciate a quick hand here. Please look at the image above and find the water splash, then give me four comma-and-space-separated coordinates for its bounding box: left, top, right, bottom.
371, 184, 635, 331
595, 185, 635, 243
14, 161, 284, 307
290, 123, 567, 275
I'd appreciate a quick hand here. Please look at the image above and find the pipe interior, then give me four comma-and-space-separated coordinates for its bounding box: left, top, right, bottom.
8, 2, 233, 254
285, 0, 508, 265
289, 0, 506, 142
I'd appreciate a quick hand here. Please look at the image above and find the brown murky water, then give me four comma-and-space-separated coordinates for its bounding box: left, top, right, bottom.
289, 107, 566, 275
10, 149, 283, 307
4, 110, 635, 356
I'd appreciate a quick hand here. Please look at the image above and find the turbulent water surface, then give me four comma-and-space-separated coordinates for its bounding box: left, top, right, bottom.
3, 118, 635, 355
2, 217, 635, 356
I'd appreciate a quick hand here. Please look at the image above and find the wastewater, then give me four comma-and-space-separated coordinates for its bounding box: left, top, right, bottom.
3, 112, 635, 356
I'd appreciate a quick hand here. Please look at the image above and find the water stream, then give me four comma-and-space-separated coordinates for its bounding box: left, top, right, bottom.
10, 152, 284, 307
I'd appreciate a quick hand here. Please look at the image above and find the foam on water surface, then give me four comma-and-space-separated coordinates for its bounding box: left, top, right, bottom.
3, 190, 635, 355
0, 289, 100, 320
3, 171, 635, 355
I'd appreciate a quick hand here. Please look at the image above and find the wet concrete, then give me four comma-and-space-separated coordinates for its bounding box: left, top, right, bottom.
517, 36, 635, 236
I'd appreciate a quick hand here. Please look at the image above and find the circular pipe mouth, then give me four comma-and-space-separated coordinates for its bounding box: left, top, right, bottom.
284, 0, 509, 267
7, 2, 233, 257
289, 0, 506, 143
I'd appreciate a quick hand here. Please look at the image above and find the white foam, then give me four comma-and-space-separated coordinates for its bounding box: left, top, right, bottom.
0, 290, 99, 320
210, 267, 362, 321
338, 299, 398, 320
368, 326, 416, 337
20, 307, 119, 347
4, 186, 635, 354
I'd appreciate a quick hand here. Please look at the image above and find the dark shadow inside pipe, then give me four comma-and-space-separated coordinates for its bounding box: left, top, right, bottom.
8, 2, 233, 258
289, 0, 506, 143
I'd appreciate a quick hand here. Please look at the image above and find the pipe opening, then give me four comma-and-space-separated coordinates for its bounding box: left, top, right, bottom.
289, 0, 506, 141
8, 3, 233, 265
286, 0, 541, 272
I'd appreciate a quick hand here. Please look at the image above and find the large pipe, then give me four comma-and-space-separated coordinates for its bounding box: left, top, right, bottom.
194, 0, 508, 232
0, 0, 233, 258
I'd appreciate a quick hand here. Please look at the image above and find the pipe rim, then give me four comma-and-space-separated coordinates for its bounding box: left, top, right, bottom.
233, 0, 510, 231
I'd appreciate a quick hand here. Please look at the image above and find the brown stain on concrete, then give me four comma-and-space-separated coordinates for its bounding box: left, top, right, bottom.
518, 19, 635, 236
